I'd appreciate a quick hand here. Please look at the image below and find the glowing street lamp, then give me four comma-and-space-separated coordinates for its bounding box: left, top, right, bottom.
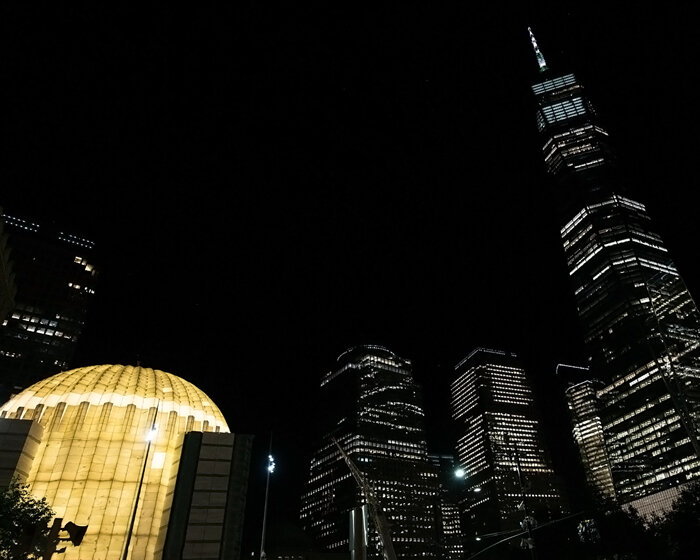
122, 420, 158, 560
455, 467, 481, 492
259, 438, 275, 560
146, 425, 158, 441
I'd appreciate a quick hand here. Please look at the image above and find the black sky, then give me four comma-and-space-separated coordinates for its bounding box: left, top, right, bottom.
3, 1, 700, 545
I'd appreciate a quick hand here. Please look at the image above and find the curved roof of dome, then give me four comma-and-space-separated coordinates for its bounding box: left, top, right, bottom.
0, 364, 229, 431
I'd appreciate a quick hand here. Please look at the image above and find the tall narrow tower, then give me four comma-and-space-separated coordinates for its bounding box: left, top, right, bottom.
528, 28, 700, 515
451, 348, 568, 544
300, 345, 440, 559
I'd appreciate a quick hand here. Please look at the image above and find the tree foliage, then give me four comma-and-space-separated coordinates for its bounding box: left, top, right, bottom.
0, 478, 55, 560
575, 482, 700, 560
593, 502, 662, 560
656, 481, 700, 560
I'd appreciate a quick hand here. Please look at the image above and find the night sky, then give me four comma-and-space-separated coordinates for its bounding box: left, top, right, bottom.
3, 2, 699, 547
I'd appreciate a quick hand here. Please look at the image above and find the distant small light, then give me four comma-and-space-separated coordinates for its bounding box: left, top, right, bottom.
475, 536, 482, 541
267, 455, 276, 473
473, 487, 482, 493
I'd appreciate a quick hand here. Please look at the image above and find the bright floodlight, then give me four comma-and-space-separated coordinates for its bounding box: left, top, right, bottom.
267, 455, 276, 473
454, 467, 466, 479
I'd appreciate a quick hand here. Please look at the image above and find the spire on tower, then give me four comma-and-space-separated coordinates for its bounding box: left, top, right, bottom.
528, 27, 548, 72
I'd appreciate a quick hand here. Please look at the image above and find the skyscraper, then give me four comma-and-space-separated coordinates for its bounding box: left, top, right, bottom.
451, 348, 568, 547
300, 344, 440, 559
427, 453, 465, 560
0, 210, 99, 403
528, 28, 700, 515
563, 375, 616, 501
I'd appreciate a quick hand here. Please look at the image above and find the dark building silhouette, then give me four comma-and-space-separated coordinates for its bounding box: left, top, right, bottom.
0, 211, 17, 324
164, 431, 254, 560
0, 210, 99, 403
300, 345, 440, 559
451, 348, 569, 551
528, 29, 700, 515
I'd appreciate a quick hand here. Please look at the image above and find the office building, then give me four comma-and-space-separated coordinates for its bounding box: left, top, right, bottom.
0, 210, 99, 402
300, 345, 440, 559
0, 364, 253, 559
451, 348, 568, 545
427, 453, 465, 560
528, 29, 700, 514
564, 377, 616, 501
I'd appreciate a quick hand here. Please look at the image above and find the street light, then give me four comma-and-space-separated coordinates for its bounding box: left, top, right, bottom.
146, 426, 157, 441
454, 465, 484, 550
122, 418, 158, 560
259, 436, 275, 560
455, 467, 481, 492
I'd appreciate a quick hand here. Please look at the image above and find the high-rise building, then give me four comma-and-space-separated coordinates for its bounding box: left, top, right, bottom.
565, 379, 616, 499
427, 453, 465, 560
300, 344, 440, 559
528, 29, 700, 515
558, 363, 616, 501
451, 348, 568, 547
0, 210, 99, 403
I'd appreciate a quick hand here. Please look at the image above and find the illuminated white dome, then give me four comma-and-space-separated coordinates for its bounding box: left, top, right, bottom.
1, 364, 229, 431
0, 364, 229, 559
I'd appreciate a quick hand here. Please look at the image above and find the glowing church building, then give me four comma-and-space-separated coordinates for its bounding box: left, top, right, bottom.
0, 364, 252, 559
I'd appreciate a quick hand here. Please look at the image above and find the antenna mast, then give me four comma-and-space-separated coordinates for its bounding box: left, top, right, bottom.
528, 27, 549, 72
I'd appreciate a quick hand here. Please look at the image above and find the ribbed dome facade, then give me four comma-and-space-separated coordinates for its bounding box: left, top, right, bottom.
0, 365, 229, 559
0, 364, 229, 431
